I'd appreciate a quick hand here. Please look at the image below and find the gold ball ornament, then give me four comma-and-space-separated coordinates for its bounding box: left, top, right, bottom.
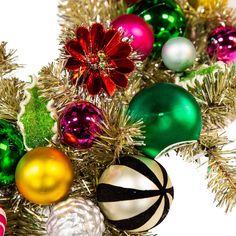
15, 147, 74, 205
189, 0, 227, 9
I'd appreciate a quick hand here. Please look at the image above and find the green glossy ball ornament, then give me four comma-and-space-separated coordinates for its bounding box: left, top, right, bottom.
128, 83, 202, 158
127, 0, 186, 58
0, 119, 25, 186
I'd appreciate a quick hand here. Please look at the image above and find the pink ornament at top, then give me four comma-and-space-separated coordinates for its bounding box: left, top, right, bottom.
0, 208, 6, 236
207, 25, 236, 63
111, 14, 154, 60
58, 101, 105, 149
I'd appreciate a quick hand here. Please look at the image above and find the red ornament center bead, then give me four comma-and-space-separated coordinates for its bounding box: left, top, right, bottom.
58, 101, 105, 149
89, 55, 100, 64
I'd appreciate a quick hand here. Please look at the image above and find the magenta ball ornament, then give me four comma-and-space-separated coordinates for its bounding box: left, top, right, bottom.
111, 14, 154, 60
58, 101, 105, 149
207, 25, 236, 63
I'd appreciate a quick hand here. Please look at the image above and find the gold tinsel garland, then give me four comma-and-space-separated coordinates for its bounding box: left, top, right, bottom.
0, 0, 236, 235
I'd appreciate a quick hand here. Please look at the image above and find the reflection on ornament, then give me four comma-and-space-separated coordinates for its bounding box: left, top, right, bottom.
128, 0, 186, 58
15, 147, 74, 205
162, 37, 196, 72
128, 83, 202, 158
207, 25, 236, 64
0, 208, 7, 236
0, 119, 25, 186
58, 101, 104, 149
97, 155, 174, 232
47, 197, 105, 236
112, 14, 154, 60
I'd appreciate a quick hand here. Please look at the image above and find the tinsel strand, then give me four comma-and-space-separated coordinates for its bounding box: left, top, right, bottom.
0, 42, 21, 78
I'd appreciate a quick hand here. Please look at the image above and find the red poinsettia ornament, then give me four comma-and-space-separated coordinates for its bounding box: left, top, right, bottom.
65, 23, 135, 96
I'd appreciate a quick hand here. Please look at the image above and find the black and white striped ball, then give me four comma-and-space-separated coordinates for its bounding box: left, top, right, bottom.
97, 155, 174, 232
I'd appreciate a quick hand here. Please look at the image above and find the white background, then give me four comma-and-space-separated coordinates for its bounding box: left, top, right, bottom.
0, 1, 236, 236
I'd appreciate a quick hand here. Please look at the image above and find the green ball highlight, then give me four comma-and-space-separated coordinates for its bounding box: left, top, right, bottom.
128, 0, 186, 58
0, 119, 25, 186
128, 83, 202, 158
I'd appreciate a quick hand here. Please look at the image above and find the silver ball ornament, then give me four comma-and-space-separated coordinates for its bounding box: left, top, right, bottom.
46, 197, 105, 236
161, 37, 196, 72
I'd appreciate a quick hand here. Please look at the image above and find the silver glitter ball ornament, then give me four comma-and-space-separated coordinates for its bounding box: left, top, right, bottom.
46, 197, 105, 236
161, 37, 196, 72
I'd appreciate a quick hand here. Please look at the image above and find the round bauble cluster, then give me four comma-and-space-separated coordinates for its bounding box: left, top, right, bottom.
128, 0, 186, 58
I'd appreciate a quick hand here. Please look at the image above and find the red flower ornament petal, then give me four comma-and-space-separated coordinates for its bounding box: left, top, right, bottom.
90, 23, 105, 52
65, 57, 82, 71
105, 42, 132, 59
100, 73, 116, 96
110, 71, 128, 88
76, 26, 90, 53
104, 30, 122, 51
87, 72, 102, 95
113, 58, 135, 74
65, 39, 86, 62
104, 29, 118, 46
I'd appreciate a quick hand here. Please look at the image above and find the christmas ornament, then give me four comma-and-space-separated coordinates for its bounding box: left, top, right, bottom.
65, 23, 135, 96
97, 155, 174, 232
18, 82, 56, 150
111, 14, 154, 60
0, 208, 7, 236
46, 197, 105, 236
58, 101, 105, 149
189, 0, 227, 9
207, 25, 236, 63
0, 119, 25, 186
127, 0, 186, 58
161, 37, 196, 72
128, 83, 202, 158
15, 147, 74, 205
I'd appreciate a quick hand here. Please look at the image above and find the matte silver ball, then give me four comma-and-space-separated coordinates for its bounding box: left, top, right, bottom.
161, 37, 196, 72
46, 197, 105, 236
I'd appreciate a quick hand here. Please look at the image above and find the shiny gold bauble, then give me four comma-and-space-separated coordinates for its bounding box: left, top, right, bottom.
189, 0, 227, 9
15, 147, 74, 205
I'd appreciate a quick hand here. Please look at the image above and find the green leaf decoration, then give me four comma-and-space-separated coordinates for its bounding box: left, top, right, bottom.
180, 64, 220, 82
18, 81, 56, 150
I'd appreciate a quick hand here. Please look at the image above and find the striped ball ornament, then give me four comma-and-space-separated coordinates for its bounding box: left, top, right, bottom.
0, 208, 6, 236
97, 155, 174, 232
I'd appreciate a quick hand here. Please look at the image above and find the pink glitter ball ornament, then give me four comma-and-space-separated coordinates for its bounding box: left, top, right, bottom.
111, 14, 154, 60
58, 101, 105, 149
207, 25, 236, 63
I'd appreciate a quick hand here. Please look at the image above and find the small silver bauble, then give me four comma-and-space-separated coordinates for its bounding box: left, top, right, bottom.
161, 37, 196, 72
46, 197, 105, 236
